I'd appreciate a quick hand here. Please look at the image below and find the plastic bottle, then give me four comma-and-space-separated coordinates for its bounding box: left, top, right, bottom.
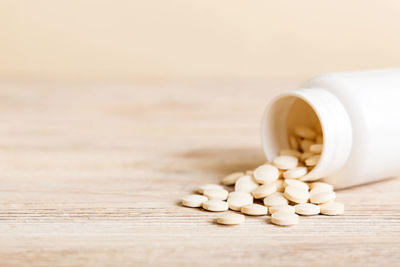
261, 69, 400, 188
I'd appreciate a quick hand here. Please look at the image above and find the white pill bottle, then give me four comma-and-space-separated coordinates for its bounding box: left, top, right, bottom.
261, 69, 400, 189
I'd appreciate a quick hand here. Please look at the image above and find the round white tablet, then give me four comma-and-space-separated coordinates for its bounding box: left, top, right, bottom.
271, 211, 299, 226
295, 203, 320, 215
216, 213, 245, 225
202, 199, 229, 212
182, 194, 208, 208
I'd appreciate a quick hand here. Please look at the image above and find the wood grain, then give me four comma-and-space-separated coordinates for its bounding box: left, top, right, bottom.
0, 81, 399, 266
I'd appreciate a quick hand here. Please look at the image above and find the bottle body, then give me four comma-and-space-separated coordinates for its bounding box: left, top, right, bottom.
261, 69, 400, 188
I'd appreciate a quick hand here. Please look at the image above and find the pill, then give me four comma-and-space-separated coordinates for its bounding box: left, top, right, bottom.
263, 192, 288, 206
309, 186, 333, 196
271, 211, 299, 226
305, 155, 321, 166
216, 213, 245, 225
298, 174, 317, 183
181, 194, 209, 208
294, 126, 317, 140
273, 179, 285, 192
273, 155, 298, 170
241, 204, 269, 216
198, 184, 223, 194
221, 172, 244, 186
295, 203, 320, 215
300, 152, 315, 162
269, 205, 295, 214
253, 164, 280, 184
300, 139, 315, 153
309, 182, 334, 191
227, 192, 253, 211
251, 184, 277, 199
283, 167, 308, 179
310, 191, 336, 204
203, 189, 229, 200
202, 199, 229, 212
279, 149, 302, 158
289, 135, 299, 150
235, 175, 259, 193
284, 186, 310, 204
319, 202, 344, 215
310, 144, 323, 153
316, 135, 323, 144
283, 179, 309, 191
229, 191, 253, 200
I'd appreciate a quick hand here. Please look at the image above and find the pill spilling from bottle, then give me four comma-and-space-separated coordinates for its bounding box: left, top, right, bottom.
181, 124, 344, 226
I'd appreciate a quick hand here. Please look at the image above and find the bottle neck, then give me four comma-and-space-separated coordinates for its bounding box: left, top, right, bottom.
261, 88, 352, 183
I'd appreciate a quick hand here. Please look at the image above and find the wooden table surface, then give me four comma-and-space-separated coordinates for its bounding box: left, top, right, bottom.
0, 80, 399, 266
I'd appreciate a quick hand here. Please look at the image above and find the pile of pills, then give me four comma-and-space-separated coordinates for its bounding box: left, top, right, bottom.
181, 125, 344, 226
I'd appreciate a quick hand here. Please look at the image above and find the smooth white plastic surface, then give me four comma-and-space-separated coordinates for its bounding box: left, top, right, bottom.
261, 69, 400, 189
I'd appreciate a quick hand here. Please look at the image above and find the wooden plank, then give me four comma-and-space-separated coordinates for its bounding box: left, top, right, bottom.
0, 81, 398, 266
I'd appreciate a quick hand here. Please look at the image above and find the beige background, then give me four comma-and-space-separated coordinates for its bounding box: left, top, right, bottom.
1, 0, 400, 80
1, 2, 400, 265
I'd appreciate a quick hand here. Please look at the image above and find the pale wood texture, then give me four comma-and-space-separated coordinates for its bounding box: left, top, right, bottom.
0, 81, 399, 266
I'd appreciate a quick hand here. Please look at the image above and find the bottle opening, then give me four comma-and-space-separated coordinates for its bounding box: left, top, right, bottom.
261, 89, 352, 184
262, 94, 322, 180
